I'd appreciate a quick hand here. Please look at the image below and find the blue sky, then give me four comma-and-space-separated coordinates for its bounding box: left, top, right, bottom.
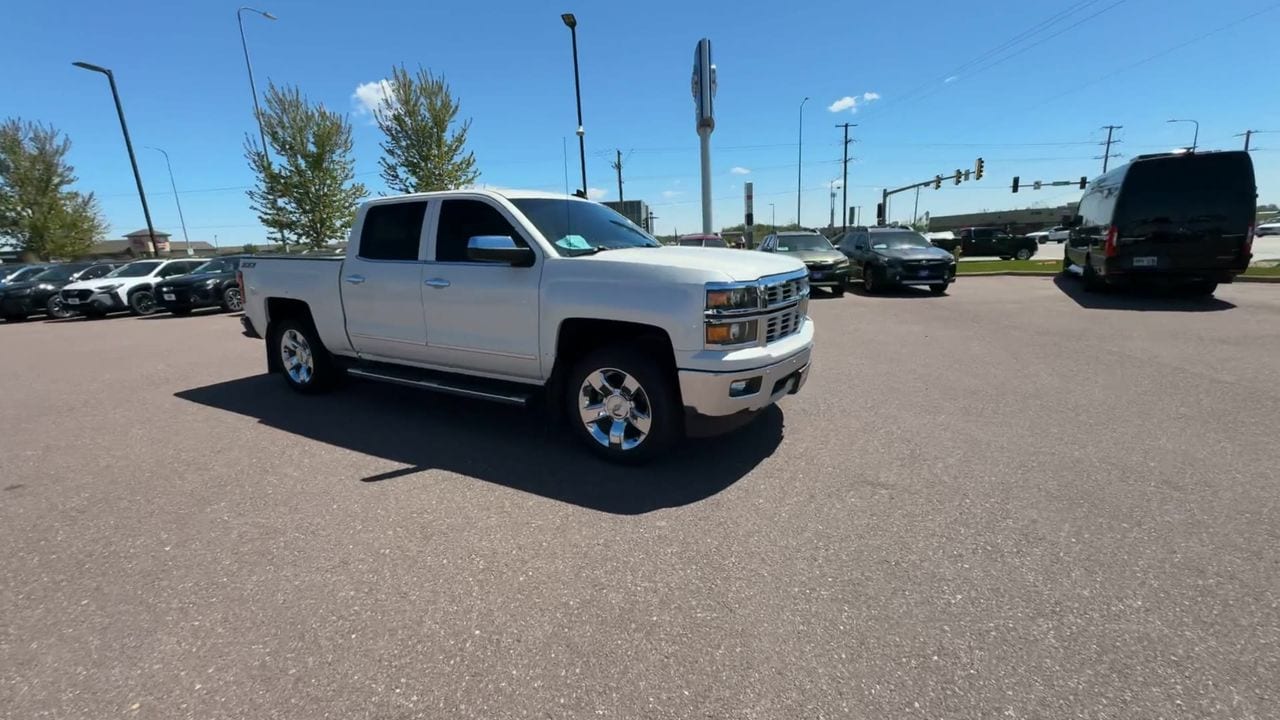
5, 0, 1278, 246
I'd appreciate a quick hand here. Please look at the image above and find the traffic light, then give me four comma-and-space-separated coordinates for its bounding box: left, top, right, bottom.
1012, 176, 1020, 193
964, 169, 972, 182
975, 157, 985, 181
954, 169, 962, 186
934, 175, 942, 190
1079, 175, 1088, 189
875, 202, 885, 225
1034, 180, 1043, 190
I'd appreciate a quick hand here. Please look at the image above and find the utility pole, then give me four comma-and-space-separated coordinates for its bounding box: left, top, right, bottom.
1234, 130, 1275, 151
610, 149, 624, 204
1099, 125, 1123, 173
836, 122, 856, 231
912, 185, 921, 226
797, 97, 809, 228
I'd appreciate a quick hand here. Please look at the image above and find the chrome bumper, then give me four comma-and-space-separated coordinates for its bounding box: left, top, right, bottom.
678, 344, 812, 418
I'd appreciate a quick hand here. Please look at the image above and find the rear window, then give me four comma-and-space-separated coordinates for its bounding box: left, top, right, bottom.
1118, 153, 1255, 231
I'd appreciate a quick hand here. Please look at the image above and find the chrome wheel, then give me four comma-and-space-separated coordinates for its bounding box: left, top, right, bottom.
578, 367, 652, 451
224, 287, 244, 312
280, 329, 315, 385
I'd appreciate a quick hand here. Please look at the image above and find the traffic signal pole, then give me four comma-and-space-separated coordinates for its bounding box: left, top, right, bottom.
878, 158, 983, 225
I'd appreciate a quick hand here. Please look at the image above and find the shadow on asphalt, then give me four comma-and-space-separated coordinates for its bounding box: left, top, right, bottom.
1052, 275, 1237, 312
138, 308, 231, 320
175, 374, 783, 515
845, 282, 945, 299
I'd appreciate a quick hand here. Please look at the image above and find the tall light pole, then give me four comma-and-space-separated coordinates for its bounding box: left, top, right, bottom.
1167, 118, 1199, 152
769, 203, 776, 230
797, 97, 809, 228
73, 61, 158, 258
562, 13, 587, 198
238, 6, 285, 249
146, 147, 191, 256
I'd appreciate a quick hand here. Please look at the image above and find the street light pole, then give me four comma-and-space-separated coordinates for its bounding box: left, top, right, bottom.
797, 97, 809, 228
562, 13, 587, 197
72, 61, 158, 258
1167, 118, 1199, 152
146, 147, 191, 255
770, 203, 776, 230
237, 6, 285, 249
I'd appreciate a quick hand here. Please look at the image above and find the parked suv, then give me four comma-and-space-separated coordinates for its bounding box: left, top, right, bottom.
59, 258, 204, 317
155, 256, 245, 315
834, 227, 956, 294
758, 231, 850, 296
931, 227, 1038, 260
0, 262, 118, 321
677, 234, 729, 248
1064, 151, 1256, 295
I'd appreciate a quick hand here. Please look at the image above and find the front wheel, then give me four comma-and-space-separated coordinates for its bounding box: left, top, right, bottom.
830, 285, 845, 297
1014, 248, 1033, 261
1186, 281, 1219, 297
567, 344, 680, 464
862, 265, 880, 294
128, 290, 158, 316
46, 295, 73, 319
271, 317, 338, 394
929, 282, 950, 296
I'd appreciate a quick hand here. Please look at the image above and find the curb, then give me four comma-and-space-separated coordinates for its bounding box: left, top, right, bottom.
955, 271, 1280, 283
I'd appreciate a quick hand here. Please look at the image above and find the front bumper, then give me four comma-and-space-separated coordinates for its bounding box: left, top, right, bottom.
62, 291, 126, 314
678, 342, 812, 427
156, 285, 220, 310
806, 265, 850, 287
884, 264, 956, 286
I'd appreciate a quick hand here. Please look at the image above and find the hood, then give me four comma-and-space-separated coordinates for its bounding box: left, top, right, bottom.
578, 246, 804, 282
782, 249, 846, 265
63, 275, 152, 292
873, 245, 955, 261
159, 272, 232, 288
0, 280, 43, 294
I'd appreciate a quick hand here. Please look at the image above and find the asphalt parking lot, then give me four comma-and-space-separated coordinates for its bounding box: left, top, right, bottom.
3, 278, 1278, 719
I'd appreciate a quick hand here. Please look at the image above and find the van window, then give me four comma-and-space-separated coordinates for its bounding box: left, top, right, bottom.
1116, 153, 1255, 235
359, 201, 427, 261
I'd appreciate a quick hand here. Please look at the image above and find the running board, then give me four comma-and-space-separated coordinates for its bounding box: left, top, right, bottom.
347, 366, 534, 406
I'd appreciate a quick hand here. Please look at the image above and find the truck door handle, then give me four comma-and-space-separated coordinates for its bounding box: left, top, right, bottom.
344, 274, 366, 285
424, 278, 450, 288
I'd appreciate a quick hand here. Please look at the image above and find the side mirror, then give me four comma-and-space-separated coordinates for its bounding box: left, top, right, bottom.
466, 236, 535, 266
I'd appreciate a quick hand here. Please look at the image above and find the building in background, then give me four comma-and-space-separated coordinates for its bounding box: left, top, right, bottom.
928, 204, 1077, 235
603, 200, 651, 231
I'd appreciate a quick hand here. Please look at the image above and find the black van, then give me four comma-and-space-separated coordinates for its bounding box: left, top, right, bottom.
1064, 151, 1256, 294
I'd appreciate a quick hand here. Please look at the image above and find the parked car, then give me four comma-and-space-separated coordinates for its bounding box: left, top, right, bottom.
677, 234, 729, 248
59, 258, 205, 318
1255, 218, 1280, 236
1026, 226, 1071, 244
154, 256, 245, 315
0, 264, 33, 284
0, 262, 119, 321
834, 227, 957, 294
931, 227, 1038, 260
757, 231, 850, 296
239, 189, 814, 463
0, 264, 52, 289
1064, 150, 1256, 295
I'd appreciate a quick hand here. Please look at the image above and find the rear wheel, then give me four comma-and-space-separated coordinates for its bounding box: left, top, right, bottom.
46, 295, 73, 319
221, 286, 244, 312
1082, 255, 1105, 292
566, 344, 680, 464
128, 290, 158, 316
1186, 281, 1219, 297
271, 317, 338, 394
862, 265, 879, 294
1061, 251, 1074, 275
1015, 248, 1033, 261
830, 285, 845, 297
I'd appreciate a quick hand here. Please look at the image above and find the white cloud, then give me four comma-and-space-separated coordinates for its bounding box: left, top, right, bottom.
862, 91, 881, 101
587, 187, 608, 200
827, 96, 858, 113
661, 189, 683, 199
352, 79, 393, 116
944, 76, 958, 84
730, 166, 751, 175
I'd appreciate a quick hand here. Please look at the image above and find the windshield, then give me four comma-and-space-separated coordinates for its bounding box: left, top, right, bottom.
5, 267, 47, 283
106, 261, 162, 278
775, 235, 833, 252
511, 199, 660, 256
33, 266, 86, 283
869, 231, 933, 249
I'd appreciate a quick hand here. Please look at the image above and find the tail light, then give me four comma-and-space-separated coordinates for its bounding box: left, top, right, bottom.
236, 270, 245, 297
1244, 224, 1254, 257
1103, 226, 1118, 258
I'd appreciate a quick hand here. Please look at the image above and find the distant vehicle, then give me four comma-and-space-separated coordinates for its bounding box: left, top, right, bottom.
0, 264, 32, 283
758, 231, 850, 296
930, 227, 1038, 260
677, 234, 729, 248
0, 262, 118, 321
1064, 150, 1256, 295
59, 258, 204, 318
834, 227, 956, 295
155, 257, 245, 315
1255, 218, 1280, 237
0, 265, 52, 289
1026, 226, 1071, 244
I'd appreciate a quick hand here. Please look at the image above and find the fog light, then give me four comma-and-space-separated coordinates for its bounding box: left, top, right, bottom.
728, 377, 762, 397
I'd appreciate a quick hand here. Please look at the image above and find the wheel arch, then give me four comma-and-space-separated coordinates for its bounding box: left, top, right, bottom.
264, 298, 317, 373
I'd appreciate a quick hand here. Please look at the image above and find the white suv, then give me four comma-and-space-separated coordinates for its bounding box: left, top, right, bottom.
60, 258, 204, 317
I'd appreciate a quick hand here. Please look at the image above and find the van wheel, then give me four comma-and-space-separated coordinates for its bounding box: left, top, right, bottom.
1187, 281, 1218, 297
1082, 255, 1105, 292
1061, 252, 1074, 275
566, 344, 680, 464
270, 317, 338, 394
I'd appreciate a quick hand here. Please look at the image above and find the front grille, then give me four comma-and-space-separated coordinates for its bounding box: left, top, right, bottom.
764, 307, 803, 343
763, 277, 805, 307
901, 260, 950, 275
63, 289, 93, 301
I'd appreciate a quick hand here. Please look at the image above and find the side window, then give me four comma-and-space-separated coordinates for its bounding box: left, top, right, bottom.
855, 233, 869, 249
159, 263, 186, 278
359, 201, 427, 261
435, 199, 526, 263
81, 265, 112, 280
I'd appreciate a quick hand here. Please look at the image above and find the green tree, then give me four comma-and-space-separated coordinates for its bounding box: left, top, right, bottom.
245, 83, 367, 250
241, 243, 259, 254
0, 119, 107, 259
374, 65, 478, 193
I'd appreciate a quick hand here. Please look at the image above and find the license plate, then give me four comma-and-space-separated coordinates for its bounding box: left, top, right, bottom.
163, 293, 176, 301
65, 297, 80, 304
1133, 256, 1157, 267
811, 271, 827, 280
918, 270, 932, 277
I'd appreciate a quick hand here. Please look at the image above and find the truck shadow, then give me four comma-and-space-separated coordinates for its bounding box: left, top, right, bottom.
1052, 275, 1237, 312
175, 375, 783, 515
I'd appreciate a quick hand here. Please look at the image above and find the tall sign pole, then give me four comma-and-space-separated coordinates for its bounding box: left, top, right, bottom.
692, 39, 716, 234
744, 182, 755, 248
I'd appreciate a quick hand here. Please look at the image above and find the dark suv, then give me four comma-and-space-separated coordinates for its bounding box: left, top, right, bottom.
931, 227, 1038, 260
154, 256, 245, 315
1064, 151, 1255, 295
0, 262, 118, 320
835, 227, 957, 294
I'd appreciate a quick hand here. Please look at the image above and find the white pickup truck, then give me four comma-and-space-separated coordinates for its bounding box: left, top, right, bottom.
239, 189, 814, 462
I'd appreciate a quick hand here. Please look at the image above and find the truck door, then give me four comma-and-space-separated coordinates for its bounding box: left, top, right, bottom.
419, 197, 543, 381
341, 200, 433, 362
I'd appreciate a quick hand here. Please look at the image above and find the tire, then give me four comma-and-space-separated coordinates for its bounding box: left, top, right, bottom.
566, 343, 680, 464
830, 285, 845, 297
1061, 251, 1075, 275
1186, 281, 1218, 297
128, 290, 158, 316
1082, 255, 1105, 292
170, 308, 192, 317
862, 265, 879, 294
221, 286, 244, 312
46, 295, 73, 319
270, 316, 338, 394
929, 282, 949, 296
1014, 248, 1033, 261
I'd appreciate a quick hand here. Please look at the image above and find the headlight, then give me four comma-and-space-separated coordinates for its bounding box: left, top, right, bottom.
706, 285, 759, 312
36, 283, 55, 291
705, 319, 758, 346
835, 259, 849, 268
95, 284, 123, 293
